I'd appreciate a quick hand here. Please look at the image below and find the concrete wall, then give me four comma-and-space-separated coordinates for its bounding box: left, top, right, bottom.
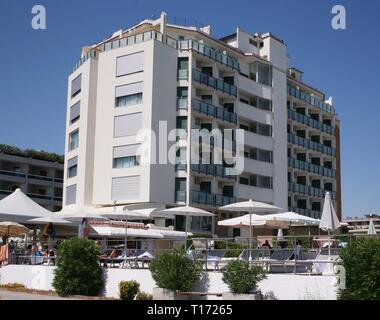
0, 265, 337, 300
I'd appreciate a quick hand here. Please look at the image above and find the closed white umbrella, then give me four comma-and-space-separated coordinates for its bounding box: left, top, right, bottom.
220, 199, 282, 261
277, 228, 284, 240
160, 206, 215, 248
368, 220, 377, 235
319, 192, 340, 260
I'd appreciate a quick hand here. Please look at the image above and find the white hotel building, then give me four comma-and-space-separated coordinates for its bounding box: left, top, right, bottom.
63, 13, 341, 236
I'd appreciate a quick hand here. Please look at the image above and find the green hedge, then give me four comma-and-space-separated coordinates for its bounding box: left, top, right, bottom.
338, 237, 380, 300
0, 144, 64, 163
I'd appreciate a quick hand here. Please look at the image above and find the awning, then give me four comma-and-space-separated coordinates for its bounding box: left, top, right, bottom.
90, 225, 164, 239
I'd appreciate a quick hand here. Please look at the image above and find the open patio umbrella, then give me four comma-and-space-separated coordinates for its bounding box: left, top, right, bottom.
58, 205, 109, 238
220, 199, 282, 261
319, 192, 340, 260
264, 211, 320, 226
160, 206, 215, 248
0, 221, 30, 238
368, 220, 377, 235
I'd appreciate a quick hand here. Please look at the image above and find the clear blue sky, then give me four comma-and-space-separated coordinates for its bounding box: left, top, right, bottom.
0, 0, 379, 218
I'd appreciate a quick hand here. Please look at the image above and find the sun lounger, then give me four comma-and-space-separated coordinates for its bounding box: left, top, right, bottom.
263, 248, 295, 273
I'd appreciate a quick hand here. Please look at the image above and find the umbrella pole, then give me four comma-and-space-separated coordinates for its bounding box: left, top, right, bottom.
125, 219, 128, 258
249, 209, 252, 262
185, 216, 188, 250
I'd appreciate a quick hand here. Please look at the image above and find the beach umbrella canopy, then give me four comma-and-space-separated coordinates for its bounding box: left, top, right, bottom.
0, 188, 52, 222
28, 215, 72, 225
265, 211, 320, 226
160, 206, 215, 248
132, 207, 176, 219
58, 205, 110, 221
220, 199, 282, 261
0, 221, 30, 237
217, 214, 289, 228
368, 220, 377, 235
98, 207, 146, 221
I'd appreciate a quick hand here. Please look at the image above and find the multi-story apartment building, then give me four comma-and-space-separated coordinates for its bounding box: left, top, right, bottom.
63, 13, 340, 236
286, 69, 342, 220
345, 214, 380, 234
0, 145, 64, 211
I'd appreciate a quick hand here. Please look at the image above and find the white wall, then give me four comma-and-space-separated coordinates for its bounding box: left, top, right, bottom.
0, 265, 337, 300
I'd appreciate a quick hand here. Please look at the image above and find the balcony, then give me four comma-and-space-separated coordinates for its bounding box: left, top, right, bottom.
238, 74, 272, 99
191, 190, 236, 207
28, 174, 53, 182
288, 158, 336, 178
289, 207, 321, 219
192, 98, 237, 124
288, 133, 336, 157
191, 133, 236, 152
243, 157, 273, 177
191, 164, 236, 180
27, 193, 52, 201
288, 109, 335, 135
288, 182, 336, 199
237, 101, 272, 127
0, 170, 26, 179
176, 98, 188, 110
236, 184, 274, 204
243, 130, 273, 150
192, 69, 237, 97
287, 85, 336, 115
178, 39, 240, 71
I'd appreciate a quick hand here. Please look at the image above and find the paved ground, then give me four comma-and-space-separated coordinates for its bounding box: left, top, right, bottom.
0, 289, 74, 300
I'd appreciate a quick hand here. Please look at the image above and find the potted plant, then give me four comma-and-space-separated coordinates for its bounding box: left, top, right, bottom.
222, 260, 266, 300
149, 249, 203, 300
119, 280, 140, 300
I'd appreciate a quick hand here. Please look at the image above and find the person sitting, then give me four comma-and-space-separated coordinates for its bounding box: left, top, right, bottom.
262, 240, 272, 250
32, 246, 42, 256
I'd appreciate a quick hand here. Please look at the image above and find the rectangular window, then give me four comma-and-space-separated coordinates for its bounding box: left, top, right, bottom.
257, 175, 272, 189
71, 74, 81, 97
70, 101, 80, 124
257, 123, 272, 136
113, 144, 140, 168
177, 57, 188, 70
114, 112, 142, 137
67, 156, 78, 178
239, 177, 249, 185
176, 116, 187, 130
257, 149, 272, 163
115, 82, 143, 107
116, 51, 144, 76
68, 129, 79, 151
112, 176, 140, 200
257, 97, 272, 111
66, 184, 77, 205
177, 87, 188, 98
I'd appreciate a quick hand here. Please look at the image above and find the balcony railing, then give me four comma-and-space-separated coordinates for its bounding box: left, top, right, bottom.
288, 133, 336, 157
288, 85, 336, 115
191, 190, 236, 207
72, 30, 178, 73
0, 170, 26, 178
191, 133, 236, 152
192, 98, 238, 124
178, 39, 240, 71
27, 193, 52, 200
288, 158, 336, 178
288, 109, 335, 135
176, 98, 188, 110
289, 207, 321, 219
288, 182, 336, 199
0, 189, 12, 196
28, 174, 53, 182
175, 164, 187, 171
191, 164, 236, 180
192, 69, 237, 97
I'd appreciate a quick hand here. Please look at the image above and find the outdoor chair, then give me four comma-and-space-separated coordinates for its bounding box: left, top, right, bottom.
264, 248, 295, 273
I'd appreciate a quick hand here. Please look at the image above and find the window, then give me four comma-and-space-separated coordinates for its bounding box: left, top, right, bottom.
258, 149, 272, 162
257, 97, 272, 111
177, 87, 188, 98
70, 101, 80, 124
177, 57, 188, 70
112, 176, 140, 200
176, 116, 187, 130
257, 123, 272, 136
191, 216, 212, 232
113, 144, 140, 168
66, 184, 77, 205
114, 112, 142, 137
176, 147, 187, 165
116, 51, 144, 76
115, 82, 143, 107
71, 74, 81, 97
239, 177, 249, 185
68, 129, 79, 151
67, 156, 78, 178
257, 175, 272, 189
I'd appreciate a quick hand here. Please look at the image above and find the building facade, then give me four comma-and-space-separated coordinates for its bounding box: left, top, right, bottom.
63, 13, 340, 236
286, 68, 341, 220
0, 147, 64, 211
345, 214, 380, 234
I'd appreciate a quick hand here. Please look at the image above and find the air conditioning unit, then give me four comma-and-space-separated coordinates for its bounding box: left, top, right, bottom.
196, 60, 202, 68
194, 177, 202, 185
218, 181, 224, 189
196, 89, 202, 97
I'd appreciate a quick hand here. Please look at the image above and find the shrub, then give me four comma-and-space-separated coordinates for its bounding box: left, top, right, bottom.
0, 283, 25, 289
118, 280, 140, 300
338, 237, 380, 300
52, 237, 104, 296
149, 249, 203, 291
222, 260, 266, 294
136, 291, 153, 300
